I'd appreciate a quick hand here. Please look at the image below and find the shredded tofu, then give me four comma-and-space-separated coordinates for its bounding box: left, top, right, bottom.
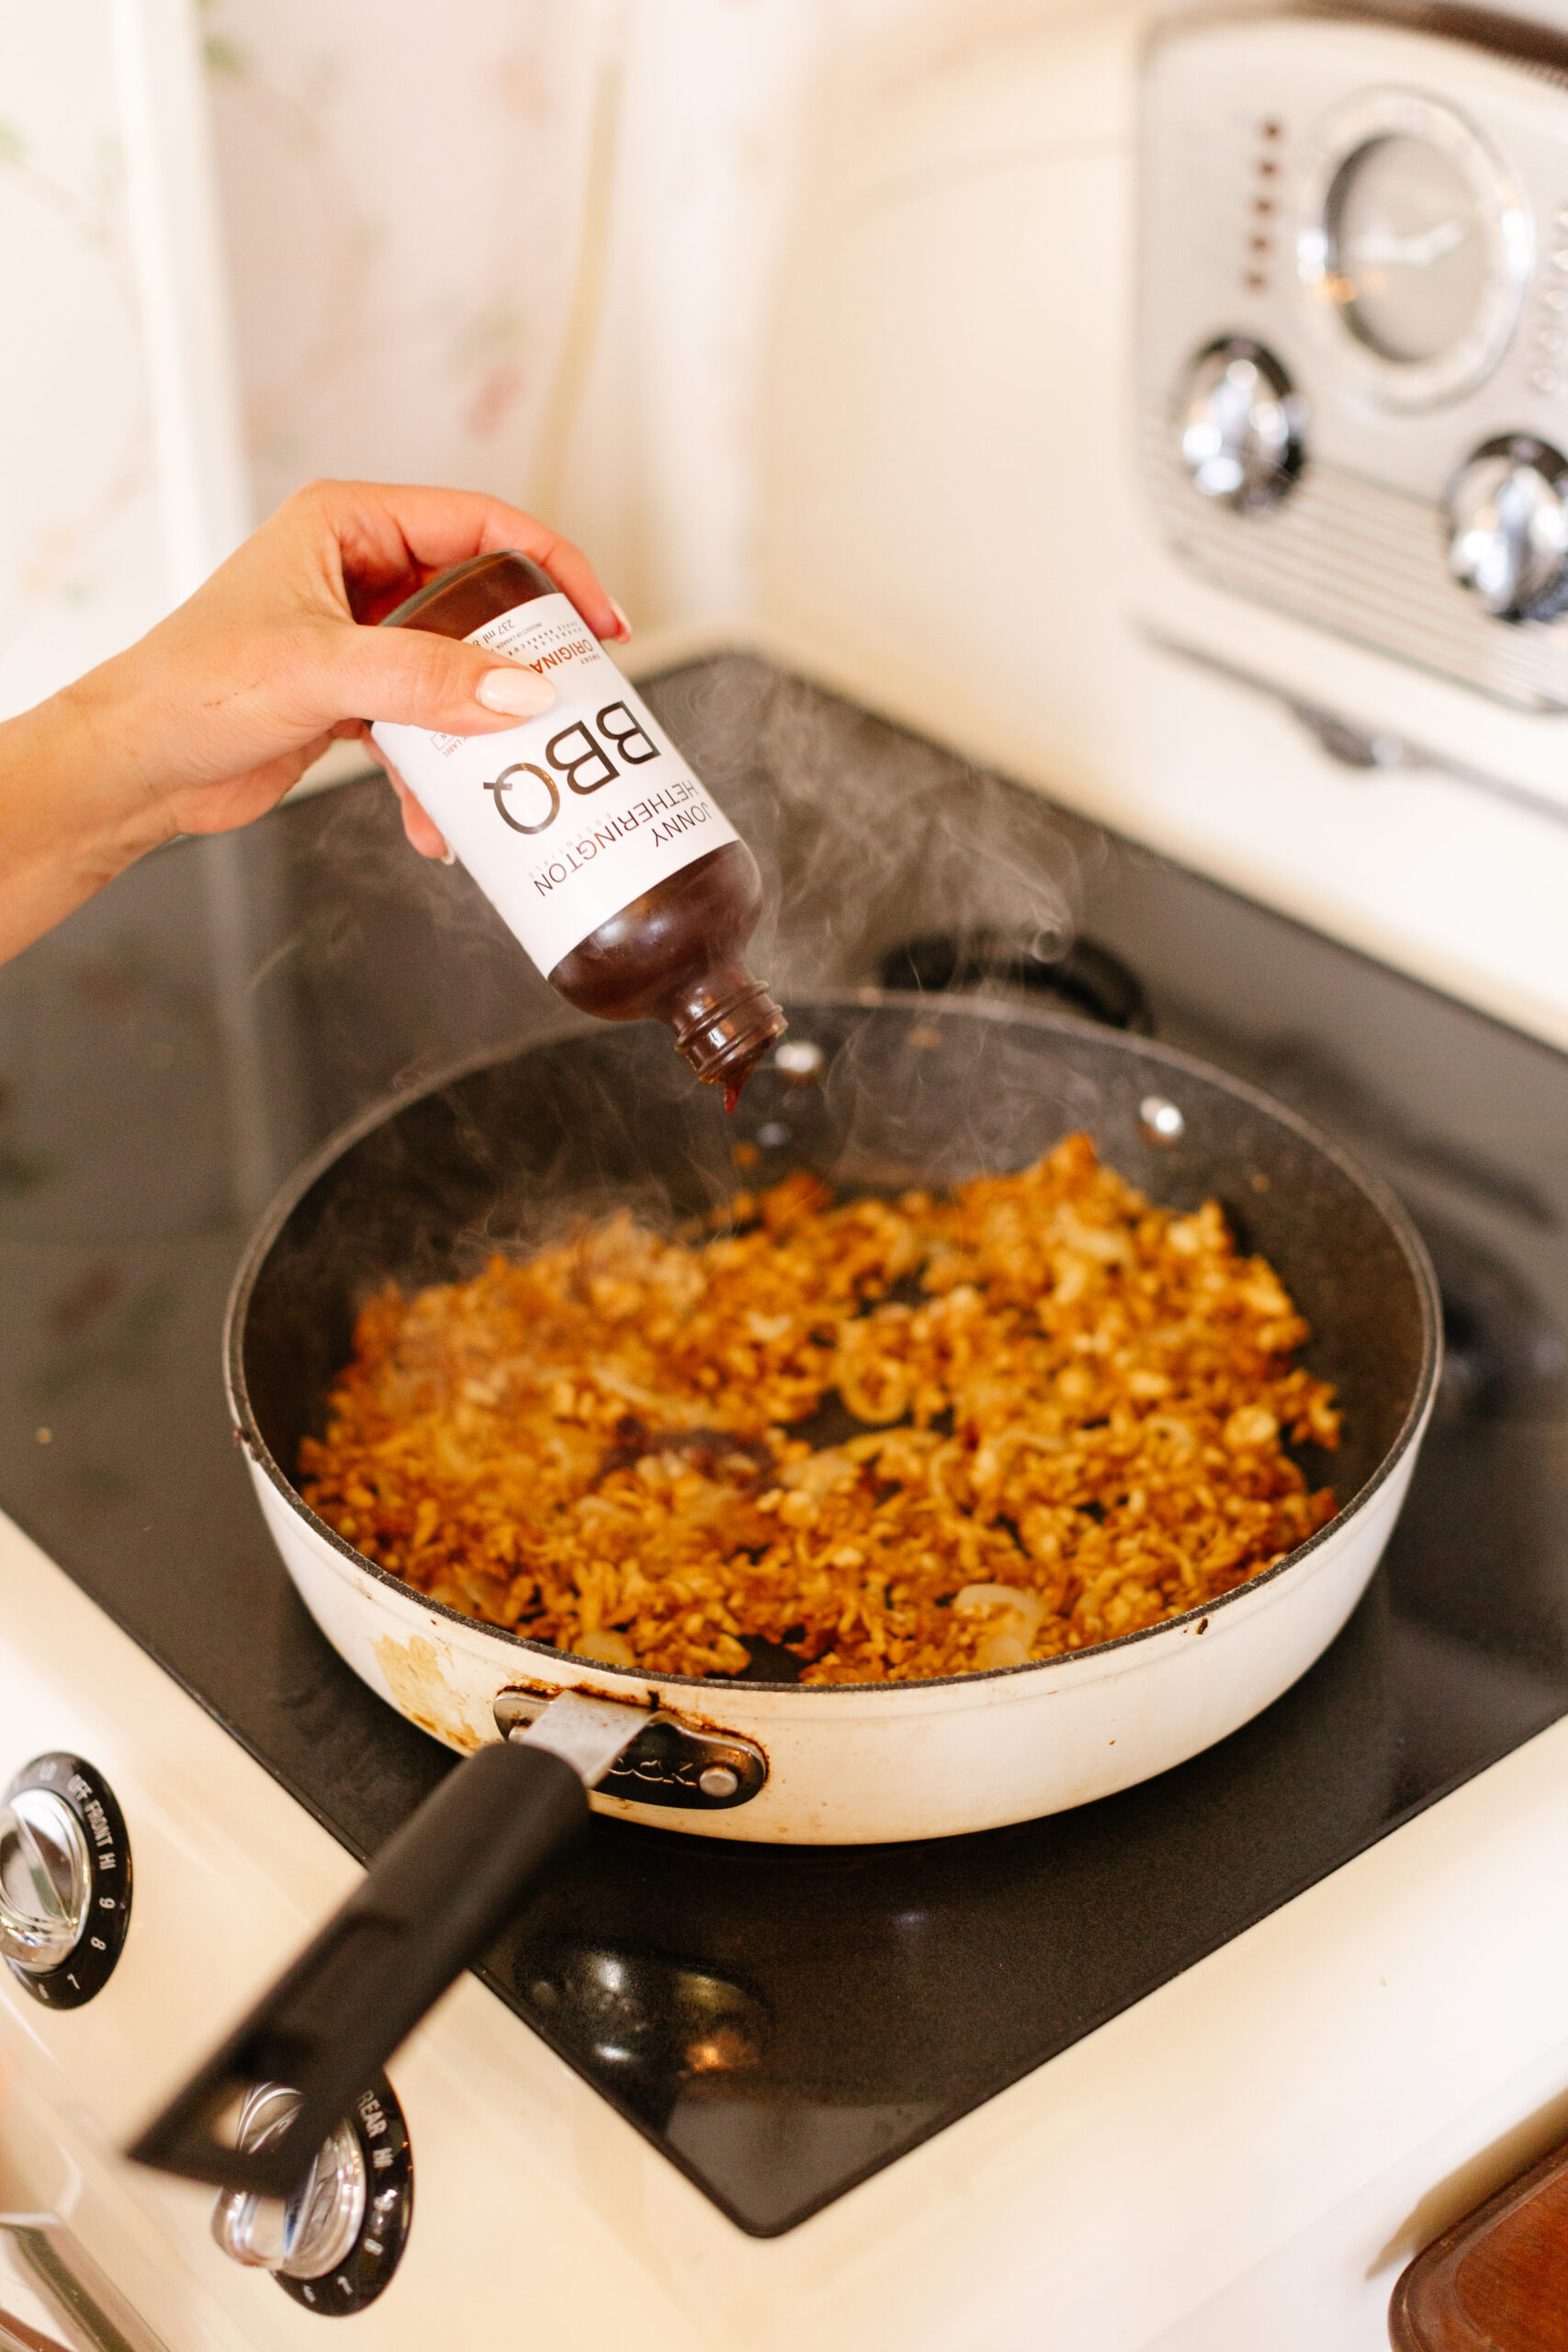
299, 1135, 1339, 1683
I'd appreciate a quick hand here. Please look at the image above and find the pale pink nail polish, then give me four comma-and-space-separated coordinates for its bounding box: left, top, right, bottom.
476, 667, 556, 717
440, 845, 457, 865
609, 598, 632, 640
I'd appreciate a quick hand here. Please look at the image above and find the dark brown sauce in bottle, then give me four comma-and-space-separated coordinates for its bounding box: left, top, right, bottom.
381, 551, 785, 1099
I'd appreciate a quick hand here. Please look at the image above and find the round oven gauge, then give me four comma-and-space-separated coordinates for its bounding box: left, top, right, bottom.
1298, 90, 1531, 410
1326, 136, 1488, 363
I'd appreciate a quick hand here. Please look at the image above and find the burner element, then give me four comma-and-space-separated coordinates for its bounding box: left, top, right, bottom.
879, 933, 1153, 1033
519, 1937, 767, 2131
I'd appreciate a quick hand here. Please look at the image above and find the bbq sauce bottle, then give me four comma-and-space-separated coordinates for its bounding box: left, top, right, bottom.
371, 552, 785, 1099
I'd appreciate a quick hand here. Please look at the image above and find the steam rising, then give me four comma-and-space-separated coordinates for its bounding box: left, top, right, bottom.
238, 653, 1104, 1259
644, 656, 1098, 999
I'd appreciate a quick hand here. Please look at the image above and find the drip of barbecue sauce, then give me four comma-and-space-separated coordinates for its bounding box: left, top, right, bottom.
374, 551, 785, 1100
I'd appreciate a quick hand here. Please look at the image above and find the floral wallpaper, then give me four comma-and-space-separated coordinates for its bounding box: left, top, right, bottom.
0, 0, 940, 726
0, 4, 168, 718
199, 0, 603, 526
200, 0, 930, 636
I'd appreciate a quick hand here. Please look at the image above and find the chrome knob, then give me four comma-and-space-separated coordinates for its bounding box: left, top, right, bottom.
1448, 435, 1568, 620
211, 2086, 367, 2282
1178, 337, 1304, 511
0, 1789, 92, 1974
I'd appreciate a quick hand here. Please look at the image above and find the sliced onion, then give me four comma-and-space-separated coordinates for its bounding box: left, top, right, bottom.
953, 1582, 1047, 1628
571, 1632, 637, 1668
953, 1583, 1046, 1671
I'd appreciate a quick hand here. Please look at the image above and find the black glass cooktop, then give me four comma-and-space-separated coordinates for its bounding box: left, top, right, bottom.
4, 656, 1568, 2235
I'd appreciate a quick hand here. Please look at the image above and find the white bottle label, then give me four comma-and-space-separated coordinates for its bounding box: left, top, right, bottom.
371, 593, 739, 978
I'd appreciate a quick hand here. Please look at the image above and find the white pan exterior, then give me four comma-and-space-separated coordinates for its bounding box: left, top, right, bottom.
247, 1407, 1431, 1845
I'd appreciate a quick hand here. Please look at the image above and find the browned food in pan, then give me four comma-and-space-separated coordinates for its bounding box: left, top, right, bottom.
299, 1135, 1340, 1683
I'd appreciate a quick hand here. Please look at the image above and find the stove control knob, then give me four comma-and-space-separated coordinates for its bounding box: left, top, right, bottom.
0, 1757, 130, 2006
1448, 435, 1568, 620
1177, 337, 1304, 512
213, 2088, 367, 2281
210, 2076, 412, 2314
0, 1788, 92, 1974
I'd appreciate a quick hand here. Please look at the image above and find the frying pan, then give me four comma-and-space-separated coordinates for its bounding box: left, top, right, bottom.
130, 996, 1438, 2197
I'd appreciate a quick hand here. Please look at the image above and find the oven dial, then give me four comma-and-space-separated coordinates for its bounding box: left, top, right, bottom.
1177, 337, 1304, 511
0, 1756, 131, 2006
0, 1789, 91, 1973
1448, 435, 1568, 621
213, 2090, 366, 2279
210, 2075, 412, 2314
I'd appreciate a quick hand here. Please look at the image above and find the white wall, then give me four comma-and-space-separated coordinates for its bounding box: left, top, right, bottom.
0, 5, 171, 717
200, 0, 925, 639
0, 0, 1018, 713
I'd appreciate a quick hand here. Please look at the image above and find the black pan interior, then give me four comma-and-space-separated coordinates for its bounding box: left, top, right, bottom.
235, 998, 1438, 1611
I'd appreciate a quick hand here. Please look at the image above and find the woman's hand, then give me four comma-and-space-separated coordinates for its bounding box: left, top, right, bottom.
0, 479, 628, 964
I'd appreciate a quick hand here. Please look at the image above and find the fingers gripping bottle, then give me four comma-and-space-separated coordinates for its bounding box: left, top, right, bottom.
372, 552, 786, 1102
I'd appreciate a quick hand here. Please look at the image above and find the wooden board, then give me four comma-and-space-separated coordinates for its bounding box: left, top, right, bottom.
1392, 2136, 1568, 2350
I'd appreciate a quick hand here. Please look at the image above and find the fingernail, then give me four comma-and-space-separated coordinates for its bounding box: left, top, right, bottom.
609, 598, 632, 640
476, 666, 556, 717
441, 845, 457, 865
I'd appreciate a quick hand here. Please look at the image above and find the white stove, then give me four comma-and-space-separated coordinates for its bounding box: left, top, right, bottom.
9, 1, 1568, 2344
5, 1506, 1568, 2352
7, 1483, 1568, 2352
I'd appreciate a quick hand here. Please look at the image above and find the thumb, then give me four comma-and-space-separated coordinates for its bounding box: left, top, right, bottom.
310, 616, 559, 735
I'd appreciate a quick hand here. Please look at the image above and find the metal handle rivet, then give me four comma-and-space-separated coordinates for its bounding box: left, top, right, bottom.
491, 1692, 765, 1808
1139, 1095, 1185, 1146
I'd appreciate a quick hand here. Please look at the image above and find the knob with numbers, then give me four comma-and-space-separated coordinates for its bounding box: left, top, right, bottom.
210, 2076, 413, 2314
0, 1789, 92, 1974
1447, 435, 1568, 620
1177, 337, 1305, 511
212, 2089, 368, 2282
0, 1756, 130, 2006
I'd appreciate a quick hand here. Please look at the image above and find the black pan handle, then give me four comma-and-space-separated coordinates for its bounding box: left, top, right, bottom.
127, 1694, 646, 2196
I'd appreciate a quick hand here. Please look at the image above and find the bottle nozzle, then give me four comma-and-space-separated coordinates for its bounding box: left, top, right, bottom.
675, 982, 788, 1099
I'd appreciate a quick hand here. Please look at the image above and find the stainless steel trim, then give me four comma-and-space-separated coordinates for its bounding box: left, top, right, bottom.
1142, 624, 1568, 835
0, 2217, 171, 2352
1143, 413, 1568, 710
